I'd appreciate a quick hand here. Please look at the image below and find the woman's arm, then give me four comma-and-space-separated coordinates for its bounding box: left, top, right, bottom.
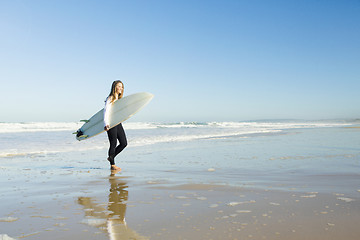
103, 96, 112, 131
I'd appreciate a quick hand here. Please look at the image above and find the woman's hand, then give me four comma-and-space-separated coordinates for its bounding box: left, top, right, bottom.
104, 125, 110, 131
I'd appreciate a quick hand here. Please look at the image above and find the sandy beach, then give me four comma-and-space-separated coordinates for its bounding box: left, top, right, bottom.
0, 122, 359, 239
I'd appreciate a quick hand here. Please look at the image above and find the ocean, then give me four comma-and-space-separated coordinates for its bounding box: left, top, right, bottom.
1, 120, 359, 194
0, 120, 355, 158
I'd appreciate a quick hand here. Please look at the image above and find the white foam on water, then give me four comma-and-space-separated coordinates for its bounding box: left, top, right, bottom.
0, 122, 83, 133
0, 120, 353, 133
0, 234, 17, 240
0, 120, 354, 158
337, 197, 355, 202
0, 217, 18, 222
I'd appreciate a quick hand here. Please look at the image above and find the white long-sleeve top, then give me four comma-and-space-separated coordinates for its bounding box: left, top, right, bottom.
103, 96, 112, 127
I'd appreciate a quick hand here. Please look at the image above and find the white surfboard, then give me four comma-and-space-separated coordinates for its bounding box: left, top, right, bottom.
75, 92, 154, 141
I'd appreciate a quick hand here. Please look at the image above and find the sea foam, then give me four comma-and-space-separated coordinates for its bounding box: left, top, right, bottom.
0, 121, 354, 158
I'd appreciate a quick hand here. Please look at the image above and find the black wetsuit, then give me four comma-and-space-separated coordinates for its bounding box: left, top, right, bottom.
107, 123, 127, 165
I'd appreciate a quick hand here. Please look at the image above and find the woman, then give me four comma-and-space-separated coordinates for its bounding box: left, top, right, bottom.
104, 80, 127, 170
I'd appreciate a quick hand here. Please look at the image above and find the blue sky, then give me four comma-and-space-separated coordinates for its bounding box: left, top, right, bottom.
1, 0, 359, 122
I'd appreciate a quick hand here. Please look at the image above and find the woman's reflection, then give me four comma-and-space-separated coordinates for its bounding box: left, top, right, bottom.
78, 170, 148, 240
108, 169, 128, 224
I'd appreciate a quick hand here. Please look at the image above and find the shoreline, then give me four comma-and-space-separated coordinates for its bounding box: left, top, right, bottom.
1, 126, 359, 239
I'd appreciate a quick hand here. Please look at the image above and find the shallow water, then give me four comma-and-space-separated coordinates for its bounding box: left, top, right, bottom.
0, 120, 353, 157
1, 121, 359, 193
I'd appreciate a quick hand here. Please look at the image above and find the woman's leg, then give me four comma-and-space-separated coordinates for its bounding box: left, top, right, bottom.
107, 127, 118, 165
113, 123, 127, 158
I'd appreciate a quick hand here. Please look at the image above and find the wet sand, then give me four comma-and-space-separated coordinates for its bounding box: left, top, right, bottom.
0, 167, 359, 239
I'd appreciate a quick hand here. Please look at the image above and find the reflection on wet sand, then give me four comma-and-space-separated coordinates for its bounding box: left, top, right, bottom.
78, 170, 148, 240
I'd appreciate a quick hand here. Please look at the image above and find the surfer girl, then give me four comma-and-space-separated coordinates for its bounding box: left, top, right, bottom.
104, 80, 127, 170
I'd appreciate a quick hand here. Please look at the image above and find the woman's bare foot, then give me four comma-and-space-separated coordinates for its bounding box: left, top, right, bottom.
110, 165, 121, 171
110, 168, 121, 175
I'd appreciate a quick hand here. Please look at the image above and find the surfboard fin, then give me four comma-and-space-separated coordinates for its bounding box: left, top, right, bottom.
80, 119, 90, 123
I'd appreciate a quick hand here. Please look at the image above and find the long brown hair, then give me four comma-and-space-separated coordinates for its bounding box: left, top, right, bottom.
108, 80, 124, 103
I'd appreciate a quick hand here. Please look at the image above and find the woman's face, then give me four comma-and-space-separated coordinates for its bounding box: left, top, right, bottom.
115, 82, 123, 94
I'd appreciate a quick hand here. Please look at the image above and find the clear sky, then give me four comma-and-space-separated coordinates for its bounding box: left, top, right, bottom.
1, 0, 359, 123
